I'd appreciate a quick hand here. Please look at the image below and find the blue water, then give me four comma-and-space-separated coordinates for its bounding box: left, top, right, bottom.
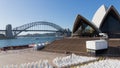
0, 37, 62, 48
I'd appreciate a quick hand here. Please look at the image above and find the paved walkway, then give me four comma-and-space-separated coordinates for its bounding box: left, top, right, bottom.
0, 48, 67, 66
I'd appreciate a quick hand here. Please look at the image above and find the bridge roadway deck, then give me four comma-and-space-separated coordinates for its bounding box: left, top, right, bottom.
0, 30, 58, 32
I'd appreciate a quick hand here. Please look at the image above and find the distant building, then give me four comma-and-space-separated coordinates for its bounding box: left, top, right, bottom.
72, 5, 120, 38
0, 34, 6, 39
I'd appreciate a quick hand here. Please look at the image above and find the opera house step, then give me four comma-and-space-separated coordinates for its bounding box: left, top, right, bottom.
42, 37, 99, 55
42, 37, 120, 56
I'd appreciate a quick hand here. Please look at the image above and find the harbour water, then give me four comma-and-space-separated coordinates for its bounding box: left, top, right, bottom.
0, 36, 62, 48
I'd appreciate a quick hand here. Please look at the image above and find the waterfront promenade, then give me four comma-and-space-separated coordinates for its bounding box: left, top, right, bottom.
0, 38, 120, 67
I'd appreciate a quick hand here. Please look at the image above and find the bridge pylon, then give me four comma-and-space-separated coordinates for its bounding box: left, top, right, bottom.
5, 24, 14, 39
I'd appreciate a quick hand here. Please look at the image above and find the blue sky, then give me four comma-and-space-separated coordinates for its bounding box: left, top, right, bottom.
0, 0, 120, 30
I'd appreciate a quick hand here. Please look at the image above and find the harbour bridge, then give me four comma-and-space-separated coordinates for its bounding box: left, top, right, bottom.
0, 21, 71, 38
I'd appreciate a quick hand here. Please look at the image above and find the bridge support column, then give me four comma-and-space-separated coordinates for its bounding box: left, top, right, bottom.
5, 24, 14, 39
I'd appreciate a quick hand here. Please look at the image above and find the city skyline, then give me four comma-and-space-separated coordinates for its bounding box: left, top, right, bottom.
0, 0, 119, 30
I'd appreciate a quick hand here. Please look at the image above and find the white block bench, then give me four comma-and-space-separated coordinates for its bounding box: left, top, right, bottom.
86, 40, 108, 55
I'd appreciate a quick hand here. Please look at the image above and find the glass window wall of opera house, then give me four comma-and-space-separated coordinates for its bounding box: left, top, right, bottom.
72, 5, 120, 38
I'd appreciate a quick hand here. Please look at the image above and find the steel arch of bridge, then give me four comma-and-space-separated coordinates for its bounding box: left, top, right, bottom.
13, 21, 64, 36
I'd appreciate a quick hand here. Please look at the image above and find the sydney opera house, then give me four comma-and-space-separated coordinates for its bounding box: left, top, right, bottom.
72, 5, 120, 38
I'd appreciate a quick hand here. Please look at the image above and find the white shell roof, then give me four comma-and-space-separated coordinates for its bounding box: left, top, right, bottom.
92, 5, 107, 28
